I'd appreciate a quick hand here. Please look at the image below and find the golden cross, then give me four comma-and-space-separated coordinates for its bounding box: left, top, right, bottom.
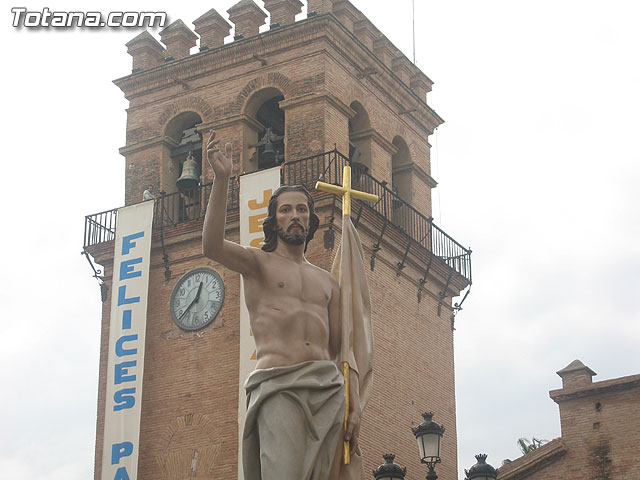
315, 164, 378, 465
315, 165, 379, 215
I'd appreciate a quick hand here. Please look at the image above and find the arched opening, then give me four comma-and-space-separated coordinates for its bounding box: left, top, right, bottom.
348, 101, 372, 174
392, 136, 412, 203
245, 87, 285, 171
163, 112, 203, 222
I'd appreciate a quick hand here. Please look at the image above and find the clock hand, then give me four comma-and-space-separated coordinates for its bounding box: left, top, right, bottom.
179, 282, 203, 320
194, 281, 203, 302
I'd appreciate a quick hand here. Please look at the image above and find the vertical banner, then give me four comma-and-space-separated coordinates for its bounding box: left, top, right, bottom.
102, 201, 154, 480
238, 167, 281, 479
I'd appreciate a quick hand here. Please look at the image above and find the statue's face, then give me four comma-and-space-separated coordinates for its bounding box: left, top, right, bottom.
275, 191, 310, 245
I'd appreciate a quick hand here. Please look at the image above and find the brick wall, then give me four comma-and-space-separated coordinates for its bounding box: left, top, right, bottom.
498, 364, 640, 480
554, 380, 640, 479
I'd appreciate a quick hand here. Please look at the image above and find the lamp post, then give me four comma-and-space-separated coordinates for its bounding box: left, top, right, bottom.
464, 454, 498, 480
411, 412, 445, 480
372, 454, 407, 480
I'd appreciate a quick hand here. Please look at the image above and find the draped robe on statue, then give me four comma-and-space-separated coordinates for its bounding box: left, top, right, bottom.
242, 361, 345, 480
242, 217, 373, 480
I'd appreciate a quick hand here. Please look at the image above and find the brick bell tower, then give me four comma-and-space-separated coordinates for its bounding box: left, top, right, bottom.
84, 1, 472, 479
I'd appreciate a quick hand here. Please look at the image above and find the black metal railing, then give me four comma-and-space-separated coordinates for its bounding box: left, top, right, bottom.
84, 207, 117, 247
290, 150, 472, 283
83, 150, 471, 283
152, 179, 239, 229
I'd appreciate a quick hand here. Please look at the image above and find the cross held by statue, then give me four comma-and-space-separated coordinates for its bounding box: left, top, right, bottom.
315, 165, 378, 464
315, 165, 379, 216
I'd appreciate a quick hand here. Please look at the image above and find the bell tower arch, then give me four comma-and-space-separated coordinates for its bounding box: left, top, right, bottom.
242, 87, 285, 173
161, 112, 203, 196
348, 100, 371, 169
392, 135, 412, 202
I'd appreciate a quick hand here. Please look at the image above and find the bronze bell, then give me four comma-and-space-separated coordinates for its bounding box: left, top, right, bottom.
261, 139, 276, 162
176, 153, 200, 191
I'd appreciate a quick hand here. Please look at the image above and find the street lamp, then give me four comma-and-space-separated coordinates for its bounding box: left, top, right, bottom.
464, 454, 498, 480
372, 454, 407, 480
412, 412, 445, 480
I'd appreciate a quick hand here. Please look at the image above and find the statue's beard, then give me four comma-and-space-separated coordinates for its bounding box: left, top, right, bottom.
276, 222, 308, 245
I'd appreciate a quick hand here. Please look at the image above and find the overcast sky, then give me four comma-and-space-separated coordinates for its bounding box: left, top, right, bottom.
2, 1, 639, 479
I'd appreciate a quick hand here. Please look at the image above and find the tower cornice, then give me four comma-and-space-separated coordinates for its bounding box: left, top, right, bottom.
113, 14, 443, 133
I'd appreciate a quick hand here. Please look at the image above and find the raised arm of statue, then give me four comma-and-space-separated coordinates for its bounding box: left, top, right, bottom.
202, 130, 260, 276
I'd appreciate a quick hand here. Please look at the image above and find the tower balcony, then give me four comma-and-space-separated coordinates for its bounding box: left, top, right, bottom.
83, 149, 471, 286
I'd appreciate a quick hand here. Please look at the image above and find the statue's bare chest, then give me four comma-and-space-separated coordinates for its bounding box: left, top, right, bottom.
245, 256, 331, 308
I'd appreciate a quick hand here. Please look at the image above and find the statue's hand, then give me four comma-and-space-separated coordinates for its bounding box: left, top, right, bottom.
345, 403, 361, 455
206, 129, 233, 179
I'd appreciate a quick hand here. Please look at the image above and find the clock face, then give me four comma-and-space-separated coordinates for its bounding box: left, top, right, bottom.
170, 267, 225, 331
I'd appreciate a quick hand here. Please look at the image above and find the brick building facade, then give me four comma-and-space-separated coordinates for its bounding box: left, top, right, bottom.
84, 1, 472, 478
497, 360, 640, 480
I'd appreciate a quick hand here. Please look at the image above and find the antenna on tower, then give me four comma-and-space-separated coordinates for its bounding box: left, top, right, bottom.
412, 0, 416, 64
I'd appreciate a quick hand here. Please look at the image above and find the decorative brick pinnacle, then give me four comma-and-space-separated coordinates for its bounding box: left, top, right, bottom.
227, 0, 267, 18
125, 30, 163, 50
159, 19, 198, 60
354, 18, 379, 50
194, 8, 230, 27
160, 19, 198, 42
332, 0, 361, 32
263, 0, 303, 26
194, 8, 232, 50
307, 0, 336, 15
227, 0, 267, 39
125, 31, 165, 72
410, 71, 432, 101
392, 55, 415, 85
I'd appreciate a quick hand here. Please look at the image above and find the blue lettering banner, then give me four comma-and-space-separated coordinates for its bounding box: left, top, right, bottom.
102, 201, 154, 480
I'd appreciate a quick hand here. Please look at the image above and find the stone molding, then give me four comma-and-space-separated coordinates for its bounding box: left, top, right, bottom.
550, 374, 640, 403
350, 128, 398, 156
119, 136, 177, 157
392, 162, 438, 188
279, 91, 356, 119
197, 113, 264, 133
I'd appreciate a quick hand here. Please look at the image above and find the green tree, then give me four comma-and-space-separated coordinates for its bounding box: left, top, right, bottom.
517, 436, 548, 455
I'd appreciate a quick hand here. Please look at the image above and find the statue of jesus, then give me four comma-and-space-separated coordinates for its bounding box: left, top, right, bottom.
202, 131, 362, 480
